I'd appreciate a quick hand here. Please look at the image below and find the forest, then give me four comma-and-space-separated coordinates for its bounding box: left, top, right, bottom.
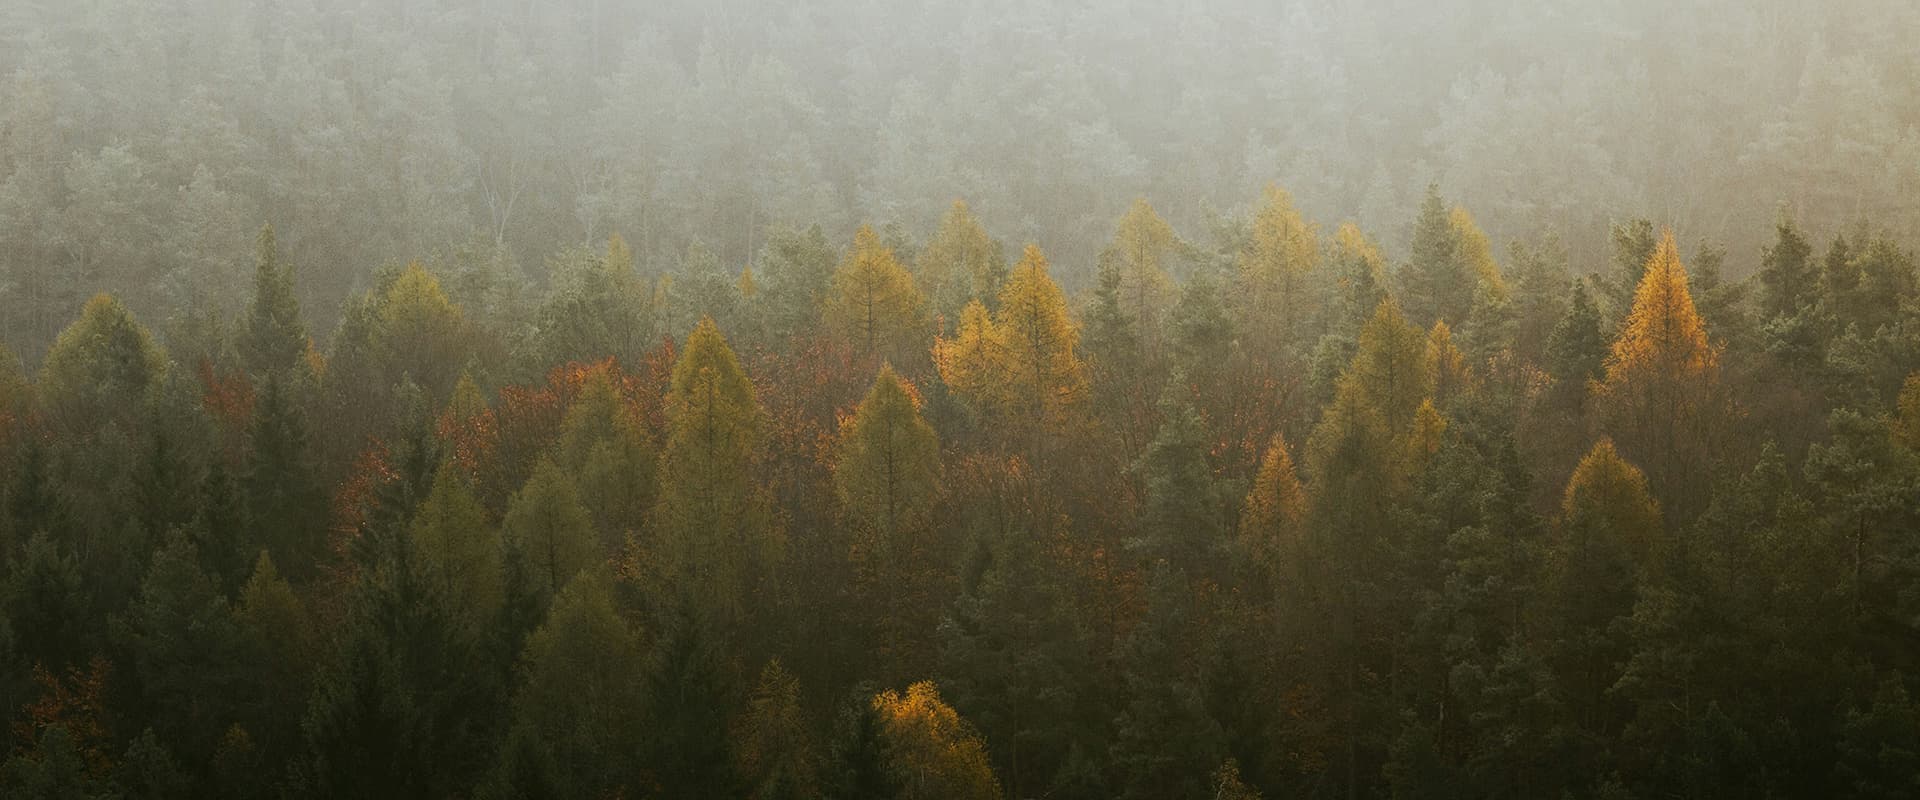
5, 1, 1920, 798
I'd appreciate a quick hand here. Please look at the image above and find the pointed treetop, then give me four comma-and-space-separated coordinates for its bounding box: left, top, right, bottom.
1602, 229, 1717, 387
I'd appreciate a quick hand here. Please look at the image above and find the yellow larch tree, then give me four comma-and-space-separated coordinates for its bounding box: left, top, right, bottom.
1347, 298, 1433, 434
1101, 198, 1179, 354
937, 245, 1088, 456
826, 225, 928, 366
1426, 320, 1471, 405
1239, 432, 1307, 576
1593, 229, 1725, 516
1237, 184, 1320, 354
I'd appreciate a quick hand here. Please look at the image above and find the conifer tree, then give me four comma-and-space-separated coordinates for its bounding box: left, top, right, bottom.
733, 660, 822, 800
408, 465, 504, 622
826, 225, 928, 365
552, 369, 655, 540
1757, 213, 1816, 320
1134, 382, 1222, 572
937, 245, 1088, 456
835, 365, 940, 563
240, 223, 308, 379
1102, 198, 1179, 356
1594, 230, 1723, 516
1236, 185, 1318, 354
1348, 298, 1433, 433
502, 458, 598, 602
1239, 432, 1305, 579
650, 317, 772, 615
495, 568, 645, 798
917, 200, 1007, 326
37, 294, 167, 431
1401, 185, 1470, 329
1544, 438, 1660, 731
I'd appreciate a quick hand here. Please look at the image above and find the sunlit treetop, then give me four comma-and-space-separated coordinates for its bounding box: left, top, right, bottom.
1562, 437, 1662, 551
827, 225, 927, 360
1601, 230, 1717, 389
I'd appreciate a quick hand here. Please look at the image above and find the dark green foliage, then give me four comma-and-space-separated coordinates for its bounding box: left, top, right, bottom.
1400, 185, 1470, 329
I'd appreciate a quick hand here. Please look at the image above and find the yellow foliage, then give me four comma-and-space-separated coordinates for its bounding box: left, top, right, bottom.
827, 225, 928, 360
1238, 184, 1320, 347
1449, 206, 1508, 302
917, 199, 1004, 320
1334, 222, 1386, 282
1562, 438, 1663, 558
1426, 320, 1471, 404
1240, 432, 1306, 565
871, 681, 1003, 800
1897, 372, 1920, 451
937, 245, 1087, 444
1347, 298, 1432, 432
1600, 230, 1717, 391
1403, 398, 1447, 474
1104, 198, 1178, 338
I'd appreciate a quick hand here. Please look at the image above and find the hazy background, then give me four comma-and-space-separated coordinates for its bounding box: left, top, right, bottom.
2, 0, 1916, 357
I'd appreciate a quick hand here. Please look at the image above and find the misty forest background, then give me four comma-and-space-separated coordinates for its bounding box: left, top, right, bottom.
5, 0, 1920, 798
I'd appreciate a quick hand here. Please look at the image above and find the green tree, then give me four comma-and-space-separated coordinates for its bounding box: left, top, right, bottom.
917, 200, 1007, 326
649, 318, 773, 616
502, 458, 598, 603
240, 223, 309, 378
409, 465, 505, 623
1757, 212, 1816, 321
494, 568, 646, 798
734, 660, 822, 800
36, 293, 167, 432
1400, 185, 1470, 329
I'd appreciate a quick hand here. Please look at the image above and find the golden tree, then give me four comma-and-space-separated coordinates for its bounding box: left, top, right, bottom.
827, 225, 928, 366
871, 681, 1003, 800
1237, 185, 1319, 353
1593, 230, 1725, 516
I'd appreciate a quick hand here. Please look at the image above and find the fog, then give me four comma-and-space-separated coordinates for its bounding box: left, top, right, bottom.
1, 0, 1913, 356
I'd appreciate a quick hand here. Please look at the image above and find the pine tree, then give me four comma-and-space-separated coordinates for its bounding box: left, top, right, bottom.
826, 225, 928, 365
758, 225, 840, 342
1109, 564, 1226, 800
1757, 213, 1816, 320
246, 371, 325, 579
494, 568, 646, 798
240, 223, 308, 378
1401, 185, 1470, 329
551, 369, 655, 540
733, 660, 822, 800
1134, 382, 1223, 572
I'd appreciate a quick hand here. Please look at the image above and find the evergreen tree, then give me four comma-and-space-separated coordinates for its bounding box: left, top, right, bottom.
1757, 213, 1817, 321
1134, 382, 1223, 573
1401, 185, 1470, 329
240, 223, 308, 378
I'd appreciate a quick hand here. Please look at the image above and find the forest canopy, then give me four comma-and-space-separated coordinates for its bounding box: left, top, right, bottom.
4, 1, 1920, 798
